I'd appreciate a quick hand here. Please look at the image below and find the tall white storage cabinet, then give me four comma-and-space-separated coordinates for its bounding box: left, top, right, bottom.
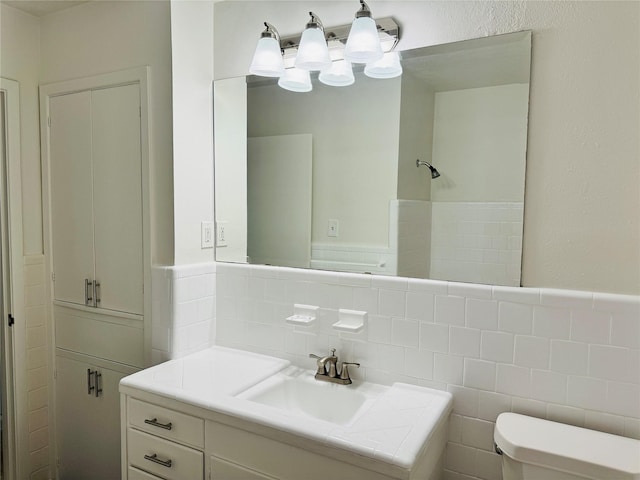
49, 84, 144, 315
41, 68, 151, 480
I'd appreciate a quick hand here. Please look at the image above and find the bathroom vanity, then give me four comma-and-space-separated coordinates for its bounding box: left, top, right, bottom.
119, 346, 452, 480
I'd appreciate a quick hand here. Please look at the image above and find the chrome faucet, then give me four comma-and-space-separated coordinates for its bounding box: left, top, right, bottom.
309, 348, 360, 385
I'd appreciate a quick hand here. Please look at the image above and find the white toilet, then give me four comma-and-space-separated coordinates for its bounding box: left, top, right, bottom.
494, 413, 640, 480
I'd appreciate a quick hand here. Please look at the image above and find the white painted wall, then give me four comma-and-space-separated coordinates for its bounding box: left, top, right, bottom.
248, 75, 401, 247
39, 0, 175, 266
0, 5, 42, 255
170, 0, 215, 265
431, 84, 528, 202
397, 71, 434, 201
213, 1, 640, 295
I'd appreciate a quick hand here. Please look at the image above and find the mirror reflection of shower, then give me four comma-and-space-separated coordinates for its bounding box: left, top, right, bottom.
416, 159, 441, 179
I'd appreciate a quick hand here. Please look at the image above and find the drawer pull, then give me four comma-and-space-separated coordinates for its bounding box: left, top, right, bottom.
87, 369, 95, 395
84, 279, 93, 306
94, 371, 102, 397
144, 418, 173, 430
144, 453, 172, 468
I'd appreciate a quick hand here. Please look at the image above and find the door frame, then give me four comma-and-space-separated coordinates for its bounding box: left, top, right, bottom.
39, 67, 152, 477
0, 77, 27, 480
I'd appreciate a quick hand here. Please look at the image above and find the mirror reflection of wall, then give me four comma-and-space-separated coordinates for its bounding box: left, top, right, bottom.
214, 31, 531, 287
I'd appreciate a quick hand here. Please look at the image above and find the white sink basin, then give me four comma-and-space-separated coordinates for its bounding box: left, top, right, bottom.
236, 366, 387, 426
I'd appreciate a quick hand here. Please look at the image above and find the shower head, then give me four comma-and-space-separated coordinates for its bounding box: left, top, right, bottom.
416, 159, 441, 179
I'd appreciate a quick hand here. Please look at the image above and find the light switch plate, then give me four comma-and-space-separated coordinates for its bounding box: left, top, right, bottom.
201, 221, 214, 248
327, 219, 339, 238
216, 221, 228, 247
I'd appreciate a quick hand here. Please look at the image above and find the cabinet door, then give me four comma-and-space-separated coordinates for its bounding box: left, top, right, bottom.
56, 355, 126, 480
91, 84, 144, 315
49, 91, 95, 305
210, 456, 277, 480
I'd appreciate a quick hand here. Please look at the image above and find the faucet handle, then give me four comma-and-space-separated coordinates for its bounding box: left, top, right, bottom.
309, 353, 327, 375
339, 362, 360, 381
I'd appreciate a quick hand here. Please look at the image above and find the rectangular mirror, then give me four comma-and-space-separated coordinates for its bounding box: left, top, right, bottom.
214, 30, 531, 286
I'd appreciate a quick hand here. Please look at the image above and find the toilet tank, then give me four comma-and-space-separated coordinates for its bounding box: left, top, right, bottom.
494, 413, 640, 480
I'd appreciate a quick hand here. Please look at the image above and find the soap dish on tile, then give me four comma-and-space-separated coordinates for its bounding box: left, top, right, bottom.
286, 304, 319, 326
333, 309, 367, 333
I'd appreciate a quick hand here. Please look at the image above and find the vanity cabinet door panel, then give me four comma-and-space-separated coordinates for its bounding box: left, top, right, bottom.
56, 353, 130, 480
206, 421, 392, 480
49, 91, 95, 306
128, 466, 164, 480
210, 456, 277, 480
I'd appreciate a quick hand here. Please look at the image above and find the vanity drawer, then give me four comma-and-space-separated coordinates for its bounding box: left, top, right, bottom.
128, 428, 203, 480
129, 397, 204, 448
128, 466, 163, 480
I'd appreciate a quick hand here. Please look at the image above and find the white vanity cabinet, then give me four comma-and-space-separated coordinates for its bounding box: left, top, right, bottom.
122, 395, 438, 480
120, 347, 451, 480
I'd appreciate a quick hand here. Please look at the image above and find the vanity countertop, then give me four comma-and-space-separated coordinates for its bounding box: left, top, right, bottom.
120, 346, 452, 477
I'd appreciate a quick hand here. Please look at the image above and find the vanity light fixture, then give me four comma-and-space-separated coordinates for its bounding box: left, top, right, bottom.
278, 47, 313, 92
295, 12, 332, 71
344, 0, 384, 64
278, 67, 313, 93
319, 39, 355, 87
364, 51, 403, 79
319, 59, 355, 87
249, 2, 400, 92
249, 22, 285, 77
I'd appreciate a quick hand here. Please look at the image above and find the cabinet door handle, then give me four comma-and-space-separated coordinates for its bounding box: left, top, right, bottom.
94, 370, 102, 397
144, 418, 173, 430
144, 453, 172, 468
87, 368, 95, 395
84, 279, 93, 306
94, 281, 101, 307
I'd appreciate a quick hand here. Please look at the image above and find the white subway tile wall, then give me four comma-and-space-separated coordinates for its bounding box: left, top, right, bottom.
210, 262, 640, 480
23, 255, 50, 480
430, 202, 523, 287
150, 263, 216, 363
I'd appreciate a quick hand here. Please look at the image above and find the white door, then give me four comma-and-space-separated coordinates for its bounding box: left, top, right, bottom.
49, 92, 95, 306
91, 84, 143, 315
247, 134, 312, 268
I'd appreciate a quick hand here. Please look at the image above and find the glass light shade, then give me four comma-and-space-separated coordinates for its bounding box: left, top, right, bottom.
249, 37, 285, 77
295, 27, 331, 71
364, 51, 403, 79
344, 16, 384, 64
319, 60, 355, 87
278, 67, 313, 93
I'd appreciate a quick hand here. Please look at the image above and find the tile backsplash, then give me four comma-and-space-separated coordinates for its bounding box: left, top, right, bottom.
151, 263, 215, 363
156, 261, 639, 480
430, 202, 523, 287
214, 263, 639, 480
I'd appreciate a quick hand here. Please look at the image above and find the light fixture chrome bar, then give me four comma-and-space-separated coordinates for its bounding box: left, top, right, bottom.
280, 16, 400, 54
